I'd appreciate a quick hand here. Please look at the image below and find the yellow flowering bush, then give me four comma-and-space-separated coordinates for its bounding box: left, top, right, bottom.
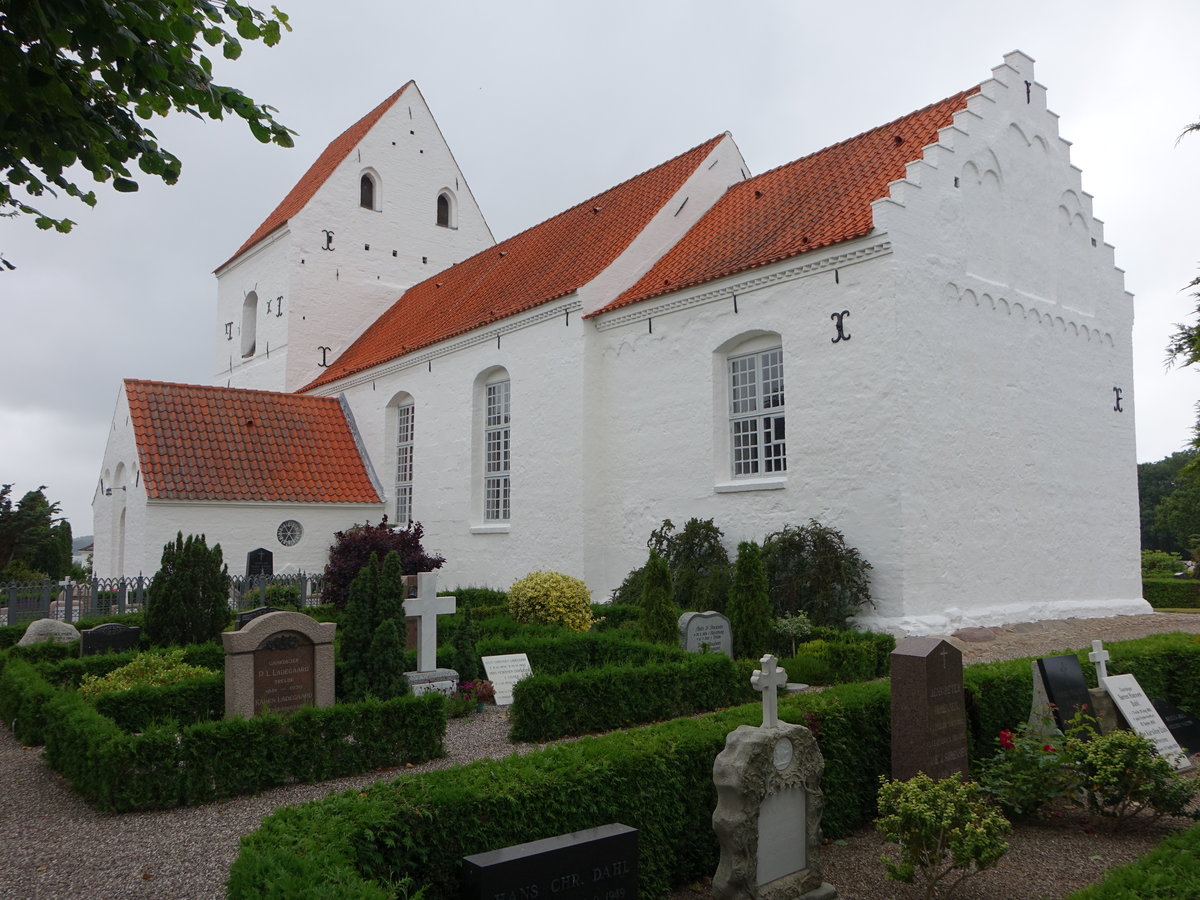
78, 648, 218, 698
508, 571, 596, 632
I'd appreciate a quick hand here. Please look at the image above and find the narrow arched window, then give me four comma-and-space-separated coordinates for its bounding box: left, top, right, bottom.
241, 291, 258, 358
360, 173, 375, 209
483, 374, 510, 520
436, 192, 450, 227
394, 399, 415, 524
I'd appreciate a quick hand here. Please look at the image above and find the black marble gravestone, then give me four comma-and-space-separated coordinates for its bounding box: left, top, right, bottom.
236, 606, 283, 630
1151, 699, 1200, 756
462, 823, 638, 900
1036, 655, 1093, 732
246, 547, 273, 578
79, 623, 140, 656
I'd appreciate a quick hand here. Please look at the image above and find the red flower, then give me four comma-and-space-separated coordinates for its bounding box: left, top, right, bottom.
1042, 744, 1057, 753
999, 729, 1015, 750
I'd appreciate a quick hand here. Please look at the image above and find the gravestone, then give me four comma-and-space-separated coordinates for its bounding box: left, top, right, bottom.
221, 610, 335, 718
1151, 699, 1200, 757
246, 547, 273, 578
401, 571, 459, 696
1102, 673, 1190, 771
1031, 654, 1092, 733
17, 618, 79, 646
890, 637, 967, 781
482, 653, 533, 705
712, 654, 836, 900
678, 610, 733, 657
462, 823, 638, 900
235, 605, 283, 630
79, 622, 140, 656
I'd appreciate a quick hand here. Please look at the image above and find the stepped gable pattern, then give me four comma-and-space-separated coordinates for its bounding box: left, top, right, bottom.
304, 134, 726, 390
125, 379, 381, 503
592, 88, 979, 316
218, 83, 413, 269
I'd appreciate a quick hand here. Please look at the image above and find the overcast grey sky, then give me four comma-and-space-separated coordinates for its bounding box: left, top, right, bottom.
2, 0, 1198, 535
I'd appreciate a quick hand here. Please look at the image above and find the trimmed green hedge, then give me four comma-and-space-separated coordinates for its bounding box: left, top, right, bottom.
229, 631, 1200, 899
1067, 821, 1200, 898
509, 653, 754, 741
1143, 577, 1200, 608
228, 680, 888, 900
477, 630, 686, 673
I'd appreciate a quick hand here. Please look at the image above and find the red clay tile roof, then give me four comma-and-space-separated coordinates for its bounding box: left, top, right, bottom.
590, 88, 979, 316
217, 83, 413, 270
125, 379, 382, 504
304, 134, 726, 390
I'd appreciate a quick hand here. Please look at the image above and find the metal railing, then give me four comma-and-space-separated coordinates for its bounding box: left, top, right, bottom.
1, 573, 327, 626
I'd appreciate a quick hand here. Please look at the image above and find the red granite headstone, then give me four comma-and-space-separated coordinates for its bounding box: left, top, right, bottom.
891, 637, 968, 780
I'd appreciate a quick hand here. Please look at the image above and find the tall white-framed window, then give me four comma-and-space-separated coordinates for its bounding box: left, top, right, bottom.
483, 378, 511, 520
394, 400, 415, 524
729, 346, 786, 477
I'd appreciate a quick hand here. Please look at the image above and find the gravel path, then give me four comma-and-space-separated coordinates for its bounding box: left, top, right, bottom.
3, 612, 1200, 899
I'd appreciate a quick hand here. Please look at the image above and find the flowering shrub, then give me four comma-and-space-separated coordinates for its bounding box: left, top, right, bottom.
875, 773, 1010, 899
448, 682, 478, 718
507, 571, 596, 632
1065, 727, 1199, 829
472, 678, 495, 704
975, 724, 1074, 819
78, 648, 218, 698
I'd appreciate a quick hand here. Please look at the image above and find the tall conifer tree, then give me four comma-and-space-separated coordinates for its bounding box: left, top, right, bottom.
728, 540, 773, 659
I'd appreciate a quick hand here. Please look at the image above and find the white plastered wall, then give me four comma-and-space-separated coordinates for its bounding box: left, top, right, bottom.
214, 84, 494, 393
863, 50, 1145, 631
92, 386, 149, 577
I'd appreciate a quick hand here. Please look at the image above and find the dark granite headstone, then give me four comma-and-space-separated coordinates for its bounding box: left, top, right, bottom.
1152, 699, 1200, 756
236, 605, 283, 630
246, 547, 273, 578
462, 823, 637, 900
79, 622, 140, 656
1036, 655, 1092, 732
890, 637, 968, 780
252, 630, 315, 715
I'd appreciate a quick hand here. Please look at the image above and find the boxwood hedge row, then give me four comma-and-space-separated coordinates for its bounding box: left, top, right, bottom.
229, 632, 1200, 899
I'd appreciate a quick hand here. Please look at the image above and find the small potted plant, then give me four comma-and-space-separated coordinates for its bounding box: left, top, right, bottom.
472, 678, 495, 712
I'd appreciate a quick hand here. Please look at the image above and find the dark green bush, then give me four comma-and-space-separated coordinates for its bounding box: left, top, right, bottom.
145, 533, 231, 646
0, 625, 23, 648
639, 550, 677, 644
91, 673, 225, 731
1143, 577, 1200, 608
762, 520, 873, 626
476, 630, 685, 674
727, 541, 773, 659
590, 603, 641, 631
451, 587, 508, 610
509, 654, 752, 741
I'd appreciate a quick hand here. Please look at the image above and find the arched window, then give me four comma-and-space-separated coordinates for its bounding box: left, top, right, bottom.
436, 190, 456, 228
478, 369, 511, 520
241, 291, 258, 358
360, 173, 375, 209
721, 333, 786, 478
389, 393, 415, 524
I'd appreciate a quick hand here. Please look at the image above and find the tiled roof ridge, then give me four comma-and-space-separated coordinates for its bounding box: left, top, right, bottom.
217, 82, 414, 270
594, 86, 980, 314
125, 377, 339, 404
301, 132, 727, 392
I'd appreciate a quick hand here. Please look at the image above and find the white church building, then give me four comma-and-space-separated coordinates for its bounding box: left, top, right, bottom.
94, 52, 1149, 634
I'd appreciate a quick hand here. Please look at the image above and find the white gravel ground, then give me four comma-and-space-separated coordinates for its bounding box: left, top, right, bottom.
3, 612, 1200, 899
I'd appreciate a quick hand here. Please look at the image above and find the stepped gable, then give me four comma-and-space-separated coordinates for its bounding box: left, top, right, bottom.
303, 134, 726, 390
591, 88, 979, 316
125, 379, 381, 503
217, 83, 413, 269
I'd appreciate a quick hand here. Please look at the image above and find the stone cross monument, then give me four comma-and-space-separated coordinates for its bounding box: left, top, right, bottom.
402, 571, 460, 696
711, 654, 837, 900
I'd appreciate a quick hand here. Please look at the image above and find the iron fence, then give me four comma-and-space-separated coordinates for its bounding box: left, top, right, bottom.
1, 573, 326, 627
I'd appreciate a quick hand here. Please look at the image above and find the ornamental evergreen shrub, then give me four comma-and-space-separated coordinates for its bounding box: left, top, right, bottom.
144, 532, 230, 647
762, 520, 873, 627
366, 620, 409, 701
321, 518, 444, 609
727, 541, 773, 659
639, 551, 677, 645
341, 551, 411, 701
450, 605, 480, 681
611, 518, 731, 611
507, 571, 595, 632
77, 648, 218, 698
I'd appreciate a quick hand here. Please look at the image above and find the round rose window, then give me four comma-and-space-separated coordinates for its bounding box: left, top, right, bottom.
277, 520, 303, 546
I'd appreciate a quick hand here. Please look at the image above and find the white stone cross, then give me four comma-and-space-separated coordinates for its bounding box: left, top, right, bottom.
751, 653, 789, 729
406, 572, 456, 673
1089, 639, 1110, 683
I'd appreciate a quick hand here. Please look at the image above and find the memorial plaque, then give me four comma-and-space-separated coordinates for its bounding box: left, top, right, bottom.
79, 622, 140, 656
890, 637, 967, 781
1036, 655, 1092, 732
236, 605, 283, 630
678, 611, 733, 657
1103, 674, 1190, 770
246, 547, 273, 578
482, 653, 533, 705
462, 823, 638, 900
253, 630, 315, 715
1152, 699, 1200, 757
